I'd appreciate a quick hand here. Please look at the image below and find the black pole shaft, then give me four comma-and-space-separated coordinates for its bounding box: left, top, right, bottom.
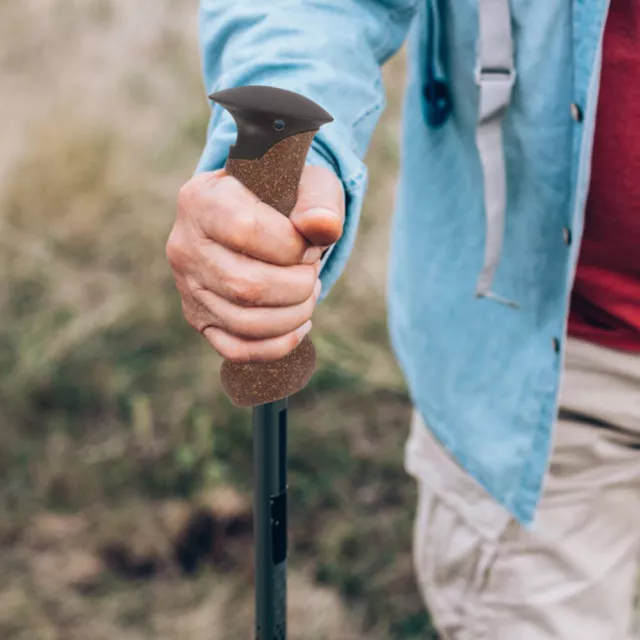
253, 398, 288, 640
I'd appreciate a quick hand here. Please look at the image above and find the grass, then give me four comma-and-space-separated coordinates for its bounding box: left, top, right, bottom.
0, 1, 437, 637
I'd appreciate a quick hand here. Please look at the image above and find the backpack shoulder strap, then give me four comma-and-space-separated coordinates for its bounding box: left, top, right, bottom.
475, 0, 517, 305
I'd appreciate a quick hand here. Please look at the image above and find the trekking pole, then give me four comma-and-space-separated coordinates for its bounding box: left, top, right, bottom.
209, 86, 333, 640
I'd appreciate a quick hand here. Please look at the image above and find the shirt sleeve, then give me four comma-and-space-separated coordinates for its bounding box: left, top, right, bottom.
196, 0, 418, 302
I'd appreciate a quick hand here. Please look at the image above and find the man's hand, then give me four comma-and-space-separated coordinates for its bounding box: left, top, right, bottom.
166, 164, 345, 363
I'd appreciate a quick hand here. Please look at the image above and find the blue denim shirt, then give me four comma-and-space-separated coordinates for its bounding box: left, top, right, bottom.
197, 0, 611, 525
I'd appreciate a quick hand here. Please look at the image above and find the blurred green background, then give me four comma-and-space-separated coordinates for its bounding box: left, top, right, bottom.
0, 1, 436, 637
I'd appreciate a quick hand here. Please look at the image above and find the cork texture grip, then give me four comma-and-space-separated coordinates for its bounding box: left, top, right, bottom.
221, 130, 318, 407
225, 130, 316, 216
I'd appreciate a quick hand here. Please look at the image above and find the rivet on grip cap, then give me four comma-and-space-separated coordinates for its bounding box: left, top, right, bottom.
209, 86, 333, 407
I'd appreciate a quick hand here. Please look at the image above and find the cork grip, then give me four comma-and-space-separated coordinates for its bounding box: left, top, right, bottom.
209, 86, 333, 408
221, 132, 317, 407
225, 131, 316, 216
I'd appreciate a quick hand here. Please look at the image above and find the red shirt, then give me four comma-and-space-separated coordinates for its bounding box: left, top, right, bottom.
568, 0, 640, 353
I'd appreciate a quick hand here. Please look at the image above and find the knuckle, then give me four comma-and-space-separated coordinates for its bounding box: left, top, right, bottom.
177, 172, 218, 218
223, 271, 267, 306
181, 299, 206, 331
209, 176, 258, 250
181, 300, 200, 330
182, 294, 220, 333
177, 178, 200, 214
165, 228, 189, 271
228, 208, 257, 250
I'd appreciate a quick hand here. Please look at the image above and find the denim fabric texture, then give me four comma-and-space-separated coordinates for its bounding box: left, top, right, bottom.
196, 0, 612, 525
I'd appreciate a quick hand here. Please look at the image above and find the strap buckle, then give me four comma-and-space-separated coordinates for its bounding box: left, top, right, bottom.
474, 64, 516, 88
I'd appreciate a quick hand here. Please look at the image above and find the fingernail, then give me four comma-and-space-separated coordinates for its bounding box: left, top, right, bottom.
313, 279, 322, 300
296, 320, 312, 340
302, 246, 323, 265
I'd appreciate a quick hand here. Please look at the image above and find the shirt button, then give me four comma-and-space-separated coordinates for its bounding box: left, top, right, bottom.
552, 337, 561, 353
570, 103, 583, 122
562, 227, 572, 245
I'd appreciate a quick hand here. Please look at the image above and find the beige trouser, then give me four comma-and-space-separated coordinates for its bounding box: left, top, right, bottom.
405, 337, 640, 640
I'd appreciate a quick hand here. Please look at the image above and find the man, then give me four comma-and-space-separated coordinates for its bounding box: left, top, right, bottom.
166, 1, 640, 637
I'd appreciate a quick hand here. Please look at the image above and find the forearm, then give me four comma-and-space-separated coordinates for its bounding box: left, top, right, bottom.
196, 0, 417, 299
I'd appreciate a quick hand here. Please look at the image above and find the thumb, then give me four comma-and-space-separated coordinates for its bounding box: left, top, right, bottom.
289, 165, 345, 248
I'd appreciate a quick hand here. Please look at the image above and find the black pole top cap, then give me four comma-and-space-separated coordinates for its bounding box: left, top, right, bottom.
209, 85, 333, 161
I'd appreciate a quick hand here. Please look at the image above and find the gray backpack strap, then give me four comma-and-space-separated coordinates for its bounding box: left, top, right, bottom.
474, 0, 517, 305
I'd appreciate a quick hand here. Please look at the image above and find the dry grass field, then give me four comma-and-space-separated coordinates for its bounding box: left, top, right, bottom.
0, 1, 436, 638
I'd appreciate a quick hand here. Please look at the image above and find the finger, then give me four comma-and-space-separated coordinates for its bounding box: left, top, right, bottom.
193, 279, 320, 340
195, 242, 319, 307
185, 172, 309, 267
203, 321, 313, 364
171, 272, 222, 331
289, 165, 345, 247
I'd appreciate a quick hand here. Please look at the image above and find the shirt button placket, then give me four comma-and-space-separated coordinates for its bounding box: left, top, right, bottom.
563, 103, 583, 246
554, 103, 583, 354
